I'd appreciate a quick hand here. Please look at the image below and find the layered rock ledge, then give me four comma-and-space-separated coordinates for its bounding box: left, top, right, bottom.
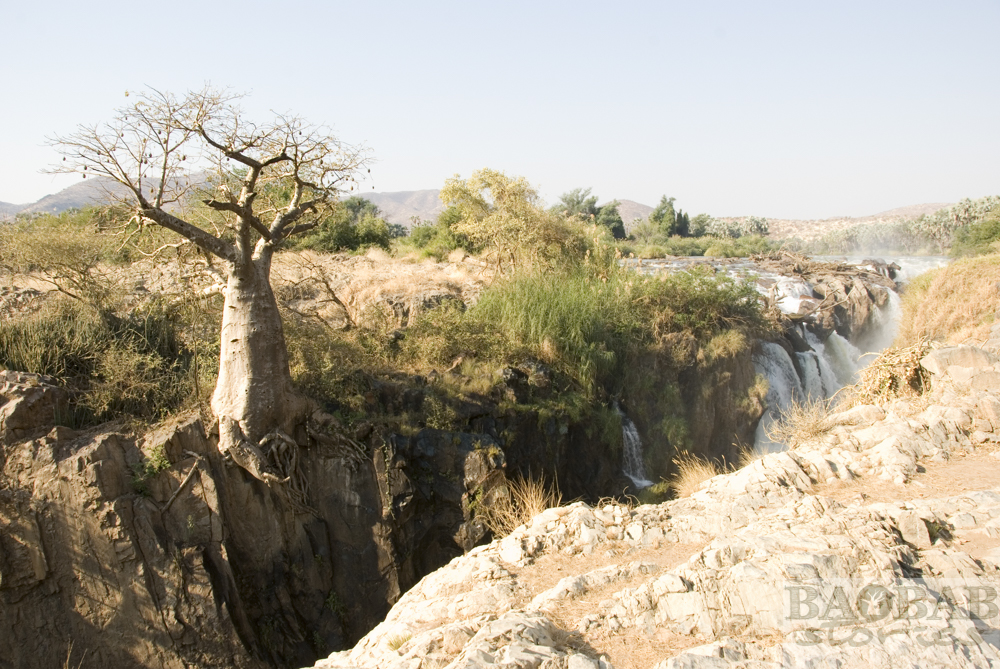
314, 327, 1000, 669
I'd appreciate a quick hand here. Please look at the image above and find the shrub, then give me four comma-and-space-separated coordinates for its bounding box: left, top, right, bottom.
0, 208, 123, 308
626, 234, 774, 258
951, 215, 1000, 257
395, 207, 477, 260
0, 298, 210, 424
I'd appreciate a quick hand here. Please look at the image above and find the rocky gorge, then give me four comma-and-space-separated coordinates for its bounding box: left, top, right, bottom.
312, 335, 1000, 669
0, 250, 951, 668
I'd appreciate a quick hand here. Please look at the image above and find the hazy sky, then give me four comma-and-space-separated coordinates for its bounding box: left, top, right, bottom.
2, 0, 998, 218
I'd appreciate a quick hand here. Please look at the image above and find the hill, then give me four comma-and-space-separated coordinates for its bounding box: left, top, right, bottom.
764, 202, 953, 241
0, 201, 25, 218
614, 199, 654, 227
361, 189, 445, 227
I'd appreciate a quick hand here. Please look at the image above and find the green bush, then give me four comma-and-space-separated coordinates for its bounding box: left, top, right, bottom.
400, 262, 768, 397
396, 207, 479, 259
625, 234, 773, 259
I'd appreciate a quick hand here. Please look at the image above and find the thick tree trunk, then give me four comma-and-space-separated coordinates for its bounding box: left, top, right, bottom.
211, 251, 307, 450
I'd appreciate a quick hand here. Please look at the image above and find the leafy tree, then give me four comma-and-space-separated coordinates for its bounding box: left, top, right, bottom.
552, 187, 600, 219
689, 213, 712, 238
49, 86, 367, 481
595, 200, 626, 240
649, 196, 677, 237
442, 169, 586, 274
293, 196, 391, 252
554, 188, 625, 239
707, 216, 769, 239
674, 209, 690, 238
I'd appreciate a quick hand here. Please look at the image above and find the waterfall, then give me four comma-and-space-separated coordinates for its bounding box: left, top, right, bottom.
853, 288, 902, 355
753, 282, 902, 452
619, 411, 653, 489
753, 342, 805, 453
806, 330, 861, 387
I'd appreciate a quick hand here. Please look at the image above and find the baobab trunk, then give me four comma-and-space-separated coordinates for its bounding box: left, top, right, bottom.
212, 248, 307, 454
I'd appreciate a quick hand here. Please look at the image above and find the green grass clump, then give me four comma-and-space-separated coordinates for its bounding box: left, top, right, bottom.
399, 262, 768, 399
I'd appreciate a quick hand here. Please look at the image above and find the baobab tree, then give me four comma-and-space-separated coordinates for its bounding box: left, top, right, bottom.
49, 87, 368, 481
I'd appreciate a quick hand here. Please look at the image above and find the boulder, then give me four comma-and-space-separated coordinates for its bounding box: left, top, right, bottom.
0, 370, 69, 445
921, 346, 999, 377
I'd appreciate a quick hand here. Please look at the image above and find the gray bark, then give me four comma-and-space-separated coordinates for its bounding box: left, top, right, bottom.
211, 247, 308, 452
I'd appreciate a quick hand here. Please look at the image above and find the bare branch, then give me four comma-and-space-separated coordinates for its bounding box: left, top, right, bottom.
283, 222, 318, 239
140, 207, 236, 260
48, 85, 369, 265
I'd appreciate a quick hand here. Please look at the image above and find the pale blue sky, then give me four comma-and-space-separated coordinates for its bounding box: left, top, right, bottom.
2, 0, 998, 218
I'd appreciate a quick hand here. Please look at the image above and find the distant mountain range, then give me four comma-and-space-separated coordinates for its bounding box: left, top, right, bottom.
1, 179, 952, 242
361, 189, 445, 227
0, 178, 132, 218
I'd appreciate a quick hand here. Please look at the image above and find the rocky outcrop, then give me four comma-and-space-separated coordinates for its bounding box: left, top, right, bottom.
312, 335, 1000, 669
0, 370, 69, 446
752, 252, 898, 344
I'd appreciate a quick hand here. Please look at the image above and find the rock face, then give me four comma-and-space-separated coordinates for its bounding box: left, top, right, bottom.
0, 373, 509, 668
0, 368, 648, 668
312, 338, 1000, 669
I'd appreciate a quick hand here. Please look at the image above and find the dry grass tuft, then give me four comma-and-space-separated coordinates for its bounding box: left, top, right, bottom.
385, 632, 412, 652
736, 443, 763, 468
849, 340, 932, 406
480, 476, 562, 537
669, 453, 720, 498
764, 397, 835, 447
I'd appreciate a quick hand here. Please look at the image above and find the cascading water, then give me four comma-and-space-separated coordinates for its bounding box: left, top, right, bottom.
805, 330, 861, 387
752, 275, 904, 453
619, 411, 653, 488
622, 254, 944, 457
753, 342, 805, 452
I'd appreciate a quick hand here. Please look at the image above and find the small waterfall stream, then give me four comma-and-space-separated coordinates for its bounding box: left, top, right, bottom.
620, 411, 653, 489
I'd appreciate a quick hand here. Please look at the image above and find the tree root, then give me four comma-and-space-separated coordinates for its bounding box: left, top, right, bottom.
217, 416, 318, 516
